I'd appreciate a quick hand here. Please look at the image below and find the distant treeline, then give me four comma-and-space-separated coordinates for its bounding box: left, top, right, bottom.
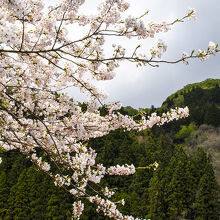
0, 79, 220, 219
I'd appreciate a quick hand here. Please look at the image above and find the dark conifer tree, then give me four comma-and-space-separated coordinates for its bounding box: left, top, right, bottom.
6, 169, 31, 220
193, 163, 220, 219
0, 171, 9, 218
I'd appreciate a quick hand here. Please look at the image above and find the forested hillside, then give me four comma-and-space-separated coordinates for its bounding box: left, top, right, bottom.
0, 79, 219, 219
160, 78, 220, 126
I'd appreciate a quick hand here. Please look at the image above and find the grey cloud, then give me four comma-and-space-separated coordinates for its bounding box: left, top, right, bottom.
67, 0, 220, 109
101, 0, 220, 108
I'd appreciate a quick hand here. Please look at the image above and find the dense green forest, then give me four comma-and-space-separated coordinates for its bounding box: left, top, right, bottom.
0, 79, 219, 219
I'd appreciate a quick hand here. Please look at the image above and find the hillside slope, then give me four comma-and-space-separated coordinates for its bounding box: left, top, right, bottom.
0, 78, 219, 219
159, 78, 220, 126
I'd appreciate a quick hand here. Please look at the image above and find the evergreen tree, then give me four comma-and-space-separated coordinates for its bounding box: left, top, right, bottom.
147, 173, 170, 219
204, 103, 220, 126
193, 163, 220, 219
0, 171, 9, 218
46, 188, 73, 219
26, 167, 53, 219
167, 150, 196, 219
6, 169, 31, 220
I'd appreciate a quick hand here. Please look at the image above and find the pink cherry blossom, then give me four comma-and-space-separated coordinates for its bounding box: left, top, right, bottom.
0, 0, 218, 219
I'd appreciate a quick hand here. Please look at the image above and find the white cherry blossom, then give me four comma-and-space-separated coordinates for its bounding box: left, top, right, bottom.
0, 0, 218, 219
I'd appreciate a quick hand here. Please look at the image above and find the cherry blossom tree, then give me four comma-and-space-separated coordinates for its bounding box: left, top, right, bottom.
0, 0, 218, 219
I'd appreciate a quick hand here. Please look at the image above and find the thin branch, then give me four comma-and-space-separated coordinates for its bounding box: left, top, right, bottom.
52, 8, 67, 49
31, 28, 44, 51
19, 16, 25, 51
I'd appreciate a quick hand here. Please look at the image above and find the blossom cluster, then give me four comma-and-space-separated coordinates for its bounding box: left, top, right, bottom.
181, 41, 218, 64
107, 164, 136, 175
89, 195, 142, 220
31, 153, 50, 172
197, 41, 218, 61
150, 39, 167, 58
103, 186, 115, 198
72, 201, 84, 220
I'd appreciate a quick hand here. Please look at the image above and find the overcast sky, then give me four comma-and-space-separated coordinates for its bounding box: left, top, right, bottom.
64, 0, 220, 109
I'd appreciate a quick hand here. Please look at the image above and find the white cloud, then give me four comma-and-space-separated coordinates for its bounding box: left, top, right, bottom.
46, 0, 220, 108
93, 0, 220, 108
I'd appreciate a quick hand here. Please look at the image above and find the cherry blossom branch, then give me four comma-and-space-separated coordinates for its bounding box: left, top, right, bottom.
0, 1, 218, 219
